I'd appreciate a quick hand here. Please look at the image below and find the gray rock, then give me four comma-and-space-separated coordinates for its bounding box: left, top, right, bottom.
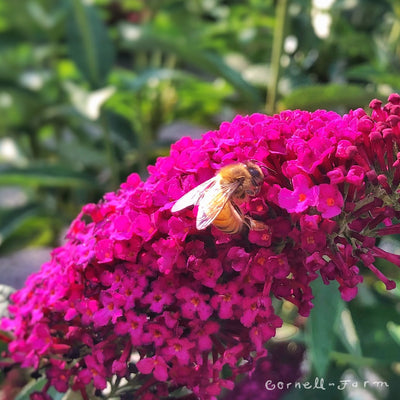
158, 121, 207, 141
0, 284, 15, 318
0, 247, 51, 290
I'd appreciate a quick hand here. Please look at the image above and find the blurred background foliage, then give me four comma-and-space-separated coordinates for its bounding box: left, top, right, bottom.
1, 0, 400, 399
1, 0, 400, 252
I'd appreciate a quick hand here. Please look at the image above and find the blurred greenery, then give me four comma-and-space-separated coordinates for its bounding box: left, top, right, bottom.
1, 0, 400, 399
1, 0, 399, 252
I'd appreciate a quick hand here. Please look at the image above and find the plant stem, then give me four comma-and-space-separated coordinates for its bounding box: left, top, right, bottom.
72, 0, 99, 87
100, 113, 119, 189
330, 351, 388, 367
266, 0, 289, 115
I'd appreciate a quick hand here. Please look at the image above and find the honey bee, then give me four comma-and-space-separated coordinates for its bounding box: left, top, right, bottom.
171, 161, 267, 234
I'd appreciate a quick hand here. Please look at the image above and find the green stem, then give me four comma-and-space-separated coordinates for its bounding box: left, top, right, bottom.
330, 351, 388, 368
130, 94, 150, 178
266, 0, 289, 115
137, 123, 152, 178
151, 49, 162, 68
100, 113, 119, 189
72, 0, 99, 87
27, 128, 40, 158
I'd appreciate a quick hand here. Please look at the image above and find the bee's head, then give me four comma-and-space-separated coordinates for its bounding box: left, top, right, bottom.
247, 159, 275, 178
244, 161, 264, 194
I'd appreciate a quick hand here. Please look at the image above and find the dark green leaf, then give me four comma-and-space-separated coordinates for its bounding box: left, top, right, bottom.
306, 279, 344, 376
347, 65, 400, 88
15, 377, 66, 400
121, 68, 195, 93
348, 295, 400, 363
336, 306, 362, 358
279, 84, 375, 111
107, 111, 138, 149
66, 0, 114, 88
122, 25, 261, 107
0, 165, 98, 188
0, 204, 38, 245
0, 215, 57, 254
387, 321, 400, 347
26, 1, 66, 31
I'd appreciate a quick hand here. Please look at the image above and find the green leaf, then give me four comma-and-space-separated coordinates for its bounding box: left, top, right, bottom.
15, 377, 66, 400
387, 321, 400, 347
279, 84, 375, 111
14, 378, 46, 400
0, 204, 38, 245
121, 67, 195, 93
336, 305, 362, 357
66, 0, 115, 88
56, 139, 108, 169
0, 165, 98, 188
306, 279, 344, 376
107, 111, 138, 149
347, 293, 400, 363
349, 66, 400, 89
26, 0, 66, 31
120, 24, 261, 107
0, 215, 56, 254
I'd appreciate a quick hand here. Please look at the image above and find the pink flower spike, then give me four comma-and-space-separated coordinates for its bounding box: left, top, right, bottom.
188, 321, 220, 351
132, 214, 157, 241
226, 247, 249, 272
115, 311, 147, 346
162, 338, 195, 365
327, 167, 345, 184
92, 291, 125, 327
113, 215, 134, 240
346, 165, 365, 187
210, 282, 241, 319
278, 174, 318, 213
177, 287, 213, 321
137, 356, 169, 382
316, 184, 344, 218
5, 95, 400, 399
94, 239, 114, 263
248, 226, 272, 247
142, 281, 174, 313
193, 258, 223, 287
80, 354, 108, 390
31, 393, 53, 400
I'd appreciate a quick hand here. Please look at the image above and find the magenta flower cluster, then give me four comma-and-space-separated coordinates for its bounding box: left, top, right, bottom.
3, 94, 400, 399
223, 342, 305, 400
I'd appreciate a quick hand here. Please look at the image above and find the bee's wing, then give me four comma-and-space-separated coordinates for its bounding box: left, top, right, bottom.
171, 177, 217, 212
196, 178, 240, 230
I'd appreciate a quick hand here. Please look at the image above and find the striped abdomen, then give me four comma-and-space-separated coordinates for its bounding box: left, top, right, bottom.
212, 201, 244, 234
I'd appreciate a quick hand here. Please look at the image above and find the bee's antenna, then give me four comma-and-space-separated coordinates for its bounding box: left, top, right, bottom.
248, 159, 275, 175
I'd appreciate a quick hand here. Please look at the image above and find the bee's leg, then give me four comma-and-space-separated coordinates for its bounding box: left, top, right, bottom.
245, 217, 267, 231
240, 217, 251, 235
232, 202, 268, 233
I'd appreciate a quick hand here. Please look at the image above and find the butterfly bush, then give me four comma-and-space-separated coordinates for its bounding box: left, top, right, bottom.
223, 342, 305, 400
3, 94, 400, 399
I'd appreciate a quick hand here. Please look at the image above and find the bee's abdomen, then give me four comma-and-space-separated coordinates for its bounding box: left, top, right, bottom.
212, 202, 243, 234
